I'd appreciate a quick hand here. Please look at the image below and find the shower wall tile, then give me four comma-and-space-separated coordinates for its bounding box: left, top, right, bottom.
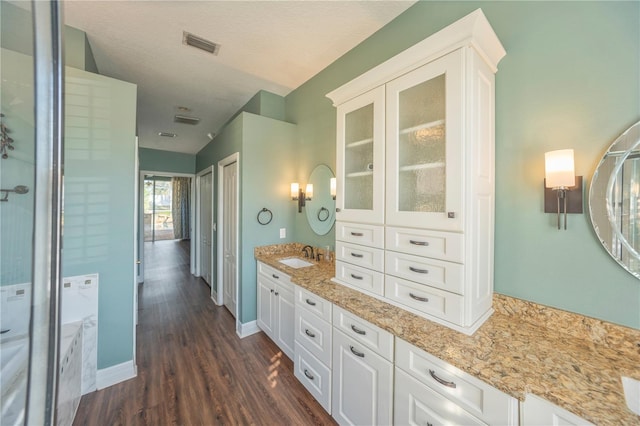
61, 273, 98, 394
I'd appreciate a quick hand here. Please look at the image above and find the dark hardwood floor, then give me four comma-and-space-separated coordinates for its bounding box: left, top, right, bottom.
73, 239, 336, 425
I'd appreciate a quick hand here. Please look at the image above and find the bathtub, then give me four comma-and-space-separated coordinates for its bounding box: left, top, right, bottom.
0, 336, 29, 426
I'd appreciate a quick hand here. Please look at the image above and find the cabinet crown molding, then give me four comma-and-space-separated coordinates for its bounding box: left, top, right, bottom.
326, 8, 505, 106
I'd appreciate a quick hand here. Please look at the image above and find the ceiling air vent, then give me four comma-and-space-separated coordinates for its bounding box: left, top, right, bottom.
183, 31, 220, 55
174, 115, 200, 125
158, 132, 177, 138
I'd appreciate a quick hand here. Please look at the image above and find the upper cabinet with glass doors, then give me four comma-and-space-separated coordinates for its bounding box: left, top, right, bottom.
328, 9, 506, 334
385, 50, 464, 231
335, 86, 385, 224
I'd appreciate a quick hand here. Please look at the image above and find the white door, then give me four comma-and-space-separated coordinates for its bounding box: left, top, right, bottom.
199, 171, 213, 285
222, 161, 238, 317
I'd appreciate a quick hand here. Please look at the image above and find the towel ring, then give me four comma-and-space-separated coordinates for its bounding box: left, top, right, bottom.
257, 207, 273, 225
317, 206, 330, 222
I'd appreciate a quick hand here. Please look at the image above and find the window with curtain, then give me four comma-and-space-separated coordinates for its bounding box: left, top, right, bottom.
172, 177, 191, 240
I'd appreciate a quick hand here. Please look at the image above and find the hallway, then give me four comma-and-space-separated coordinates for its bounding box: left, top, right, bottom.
73, 240, 335, 425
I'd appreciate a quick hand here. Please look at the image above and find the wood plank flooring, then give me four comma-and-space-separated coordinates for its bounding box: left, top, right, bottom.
73, 240, 336, 425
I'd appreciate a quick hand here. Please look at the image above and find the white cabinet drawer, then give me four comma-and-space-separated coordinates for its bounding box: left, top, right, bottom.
295, 286, 332, 323
295, 306, 332, 366
336, 241, 384, 272
385, 250, 463, 294
385, 275, 463, 325
385, 226, 463, 263
335, 261, 384, 296
332, 305, 393, 362
394, 368, 486, 426
336, 222, 384, 248
522, 394, 594, 425
258, 262, 293, 288
294, 343, 332, 413
332, 329, 393, 426
396, 338, 519, 426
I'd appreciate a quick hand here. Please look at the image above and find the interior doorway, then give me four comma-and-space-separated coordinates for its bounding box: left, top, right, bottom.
138, 171, 195, 284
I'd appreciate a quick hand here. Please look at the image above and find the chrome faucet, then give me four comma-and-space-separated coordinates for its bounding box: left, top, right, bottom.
301, 245, 314, 259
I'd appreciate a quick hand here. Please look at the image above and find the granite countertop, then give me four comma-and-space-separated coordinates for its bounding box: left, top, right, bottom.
255, 244, 640, 425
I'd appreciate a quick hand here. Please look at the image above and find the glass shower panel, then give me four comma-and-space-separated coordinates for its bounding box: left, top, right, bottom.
397, 74, 446, 212
1, 2, 35, 424
344, 103, 374, 210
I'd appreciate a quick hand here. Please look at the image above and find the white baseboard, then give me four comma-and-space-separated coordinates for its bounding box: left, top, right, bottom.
236, 320, 260, 338
211, 288, 221, 306
96, 360, 137, 390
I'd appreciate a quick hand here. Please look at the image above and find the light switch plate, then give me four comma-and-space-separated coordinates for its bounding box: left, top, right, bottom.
280, 228, 286, 238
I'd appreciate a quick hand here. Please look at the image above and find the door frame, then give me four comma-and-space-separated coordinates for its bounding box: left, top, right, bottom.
217, 152, 240, 317
138, 170, 196, 284
195, 166, 214, 290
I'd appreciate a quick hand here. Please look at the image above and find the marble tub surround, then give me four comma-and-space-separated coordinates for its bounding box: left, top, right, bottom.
255, 244, 640, 425
58, 322, 83, 426
61, 273, 98, 394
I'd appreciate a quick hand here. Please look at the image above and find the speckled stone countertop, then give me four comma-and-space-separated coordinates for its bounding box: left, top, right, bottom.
255, 244, 640, 425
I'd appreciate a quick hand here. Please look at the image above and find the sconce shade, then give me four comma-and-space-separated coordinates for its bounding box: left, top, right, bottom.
330, 178, 337, 199
305, 184, 313, 200
291, 182, 300, 200
545, 149, 575, 188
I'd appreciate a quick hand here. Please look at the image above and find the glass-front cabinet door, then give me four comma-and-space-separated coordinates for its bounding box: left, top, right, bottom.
336, 86, 385, 224
385, 49, 463, 231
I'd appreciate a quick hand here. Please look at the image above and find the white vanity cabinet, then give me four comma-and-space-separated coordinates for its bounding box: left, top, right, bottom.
331, 306, 394, 426
521, 394, 594, 426
327, 9, 506, 335
294, 287, 333, 412
395, 338, 519, 426
256, 262, 295, 359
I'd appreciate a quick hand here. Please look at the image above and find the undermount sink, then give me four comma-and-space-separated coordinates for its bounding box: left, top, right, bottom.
279, 257, 314, 269
622, 376, 640, 415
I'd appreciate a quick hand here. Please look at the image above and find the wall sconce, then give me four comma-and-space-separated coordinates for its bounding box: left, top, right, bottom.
330, 177, 336, 200
544, 149, 583, 230
291, 182, 313, 213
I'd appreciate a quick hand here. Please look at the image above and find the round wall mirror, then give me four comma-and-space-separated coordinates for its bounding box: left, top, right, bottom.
306, 164, 335, 235
590, 121, 640, 279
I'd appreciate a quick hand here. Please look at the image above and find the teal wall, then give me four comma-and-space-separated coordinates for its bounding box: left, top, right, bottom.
224, 90, 287, 129
196, 112, 295, 323
0, 48, 35, 286
63, 67, 138, 368
64, 26, 99, 73
139, 147, 196, 174
285, 1, 640, 328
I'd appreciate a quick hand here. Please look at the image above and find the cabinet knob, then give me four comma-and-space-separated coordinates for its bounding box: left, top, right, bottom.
270, 289, 274, 293
274, 291, 279, 296
447, 212, 456, 218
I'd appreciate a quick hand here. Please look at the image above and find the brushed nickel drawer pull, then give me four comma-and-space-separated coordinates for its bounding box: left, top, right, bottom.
429, 369, 456, 388
305, 299, 317, 306
304, 329, 316, 338
350, 273, 363, 280
409, 266, 429, 274
350, 324, 366, 335
409, 239, 429, 246
351, 252, 364, 258
304, 369, 314, 380
409, 293, 429, 302
350, 346, 365, 358
350, 232, 364, 236
272, 274, 279, 279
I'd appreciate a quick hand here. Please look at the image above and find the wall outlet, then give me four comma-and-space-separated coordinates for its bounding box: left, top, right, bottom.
279, 228, 286, 239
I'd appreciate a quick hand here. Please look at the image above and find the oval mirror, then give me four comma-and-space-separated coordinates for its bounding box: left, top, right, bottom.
590, 121, 640, 279
305, 164, 335, 235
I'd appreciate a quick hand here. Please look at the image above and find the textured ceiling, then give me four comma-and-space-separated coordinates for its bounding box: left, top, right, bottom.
63, 1, 415, 154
